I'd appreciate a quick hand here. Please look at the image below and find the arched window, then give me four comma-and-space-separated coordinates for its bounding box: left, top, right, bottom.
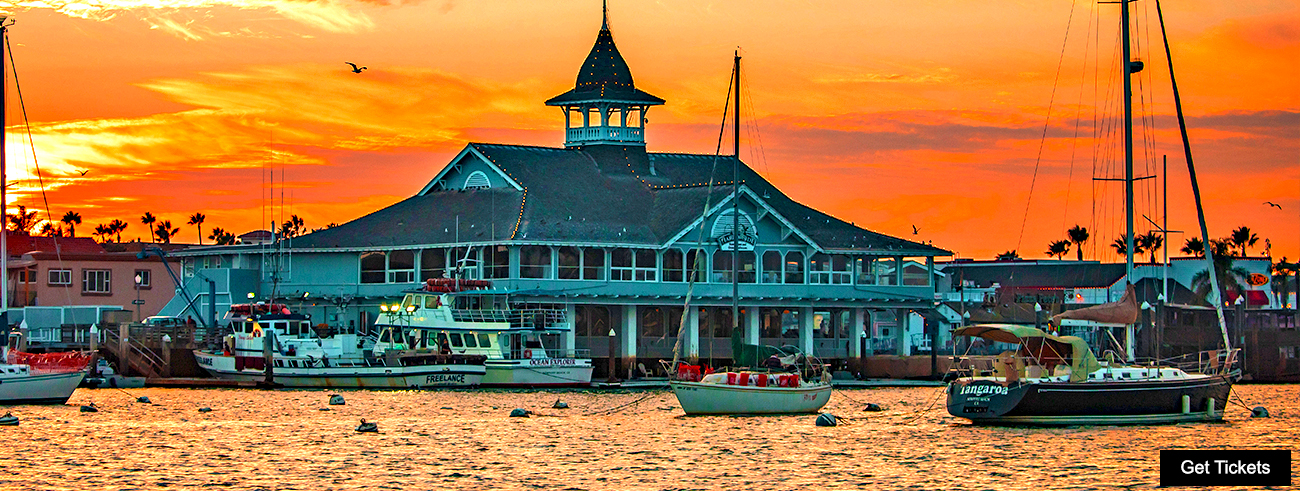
761, 251, 783, 283
420, 249, 446, 281
831, 254, 851, 284
611, 248, 633, 281
809, 253, 831, 284
558, 247, 581, 280
662, 249, 684, 282
520, 246, 552, 279
463, 171, 490, 190
360, 252, 385, 284
784, 251, 805, 284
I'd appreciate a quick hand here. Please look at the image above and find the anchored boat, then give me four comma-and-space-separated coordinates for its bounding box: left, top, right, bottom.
195, 303, 486, 388
373, 279, 593, 388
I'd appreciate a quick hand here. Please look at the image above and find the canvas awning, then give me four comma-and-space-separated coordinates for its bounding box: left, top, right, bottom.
953, 323, 1100, 382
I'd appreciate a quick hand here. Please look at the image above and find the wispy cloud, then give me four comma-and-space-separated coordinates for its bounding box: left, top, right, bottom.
2, 0, 379, 36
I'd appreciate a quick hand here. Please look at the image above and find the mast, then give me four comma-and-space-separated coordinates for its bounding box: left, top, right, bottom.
731, 51, 740, 343
1121, 0, 1135, 284
1, 18, 9, 340
1156, 0, 1230, 351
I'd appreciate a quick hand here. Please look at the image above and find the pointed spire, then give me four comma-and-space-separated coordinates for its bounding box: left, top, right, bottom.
602, 0, 609, 30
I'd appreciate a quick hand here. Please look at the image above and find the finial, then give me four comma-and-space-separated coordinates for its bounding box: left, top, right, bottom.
602, 0, 609, 30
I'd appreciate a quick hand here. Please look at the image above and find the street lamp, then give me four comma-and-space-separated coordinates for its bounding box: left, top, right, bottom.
134, 274, 143, 322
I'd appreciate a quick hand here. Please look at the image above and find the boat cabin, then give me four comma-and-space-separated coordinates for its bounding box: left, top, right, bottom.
374, 290, 576, 362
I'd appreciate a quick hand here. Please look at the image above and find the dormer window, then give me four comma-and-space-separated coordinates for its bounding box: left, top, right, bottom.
464, 171, 490, 190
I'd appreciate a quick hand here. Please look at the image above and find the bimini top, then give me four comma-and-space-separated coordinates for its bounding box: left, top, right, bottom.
954, 324, 1100, 382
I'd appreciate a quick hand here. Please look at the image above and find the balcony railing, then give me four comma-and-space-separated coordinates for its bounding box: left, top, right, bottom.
566, 126, 644, 145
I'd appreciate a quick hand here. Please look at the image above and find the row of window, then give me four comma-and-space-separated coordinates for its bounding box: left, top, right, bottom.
572, 305, 860, 339
360, 246, 929, 286
15, 268, 152, 294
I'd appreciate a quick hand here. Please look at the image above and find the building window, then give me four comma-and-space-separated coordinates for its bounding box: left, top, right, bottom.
761, 251, 783, 284
640, 307, 664, 338
17, 268, 36, 284
662, 249, 683, 282
611, 248, 633, 281
520, 246, 553, 279
634, 249, 657, 281
134, 270, 152, 289
483, 246, 510, 279
809, 253, 832, 284
449, 247, 480, 279
82, 269, 111, 294
464, 170, 490, 190
48, 269, 72, 286
686, 249, 707, 283
712, 250, 756, 283
855, 257, 877, 285
582, 248, 605, 280
388, 250, 416, 283
420, 248, 446, 281
360, 252, 386, 284
831, 255, 851, 284
558, 247, 581, 280
784, 251, 805, 284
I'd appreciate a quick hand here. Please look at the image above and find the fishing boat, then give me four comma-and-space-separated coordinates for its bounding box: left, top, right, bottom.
0, 17, 90, 405
372, 279, 594, 388
665, 53, 831, 415
946, 0, 1239, 425
194, 303, 486, 388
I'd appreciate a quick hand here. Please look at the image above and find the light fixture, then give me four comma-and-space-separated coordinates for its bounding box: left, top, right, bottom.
1034, 302, 1042, 312
608, 329, 616, 337
406, 305, 416, 313
247, 292, 256, 299
380, 304, 389, 312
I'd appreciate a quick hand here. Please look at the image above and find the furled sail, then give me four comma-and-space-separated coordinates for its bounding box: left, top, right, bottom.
1050, 284, 1139, 326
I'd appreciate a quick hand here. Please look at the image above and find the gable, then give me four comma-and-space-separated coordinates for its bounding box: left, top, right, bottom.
665, 186, 818, 250
419, 145, 523, 194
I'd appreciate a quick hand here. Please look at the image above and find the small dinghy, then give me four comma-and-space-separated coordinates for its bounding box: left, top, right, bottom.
0, 412, 18, 426
355, 419, 378, 433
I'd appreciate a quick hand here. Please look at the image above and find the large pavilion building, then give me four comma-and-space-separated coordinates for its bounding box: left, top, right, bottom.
164, 10, 952, 376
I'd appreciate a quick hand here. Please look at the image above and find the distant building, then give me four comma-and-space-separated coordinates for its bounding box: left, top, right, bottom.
163, 8, 952, 376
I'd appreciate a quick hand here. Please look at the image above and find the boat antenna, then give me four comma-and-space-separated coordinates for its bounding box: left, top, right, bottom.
1155, 0, 1230, 351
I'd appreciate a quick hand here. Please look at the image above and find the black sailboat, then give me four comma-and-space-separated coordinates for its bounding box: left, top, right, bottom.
946, 0, 1239, 425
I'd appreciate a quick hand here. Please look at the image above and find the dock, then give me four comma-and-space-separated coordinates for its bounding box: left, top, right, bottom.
145, 377, 261, 388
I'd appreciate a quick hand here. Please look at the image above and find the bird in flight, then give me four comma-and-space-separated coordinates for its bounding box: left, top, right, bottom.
77, 169, 89, 176
345, 62, 367, 73
911, 225, 919, 235
1265, 201, 1282, 209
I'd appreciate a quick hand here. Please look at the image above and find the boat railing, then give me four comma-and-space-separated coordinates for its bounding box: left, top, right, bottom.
506, 348, 591, 360
1141, 349, 1240, 376
449, 308, 569, 328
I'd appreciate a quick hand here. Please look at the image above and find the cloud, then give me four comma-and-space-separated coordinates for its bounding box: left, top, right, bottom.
3, 0, 380, 36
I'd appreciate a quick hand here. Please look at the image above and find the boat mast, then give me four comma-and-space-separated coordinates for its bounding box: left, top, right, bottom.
1121, 0, 1135, 284
1155, 0, 1230, 351
1, 18, 9, 339
731, 51, 740, 345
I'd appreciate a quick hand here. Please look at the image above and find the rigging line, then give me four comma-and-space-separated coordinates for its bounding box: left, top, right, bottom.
1015, 0, 1079, 254
7, 34, 79, 315
670, 62, 734, 369
1064, 0, 1100, 238
739, 64, 771, 178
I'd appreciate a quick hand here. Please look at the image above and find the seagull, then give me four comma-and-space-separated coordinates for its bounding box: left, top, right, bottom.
1265, 201, 1282, 209
911, 225, 919, 235
345, 62, 367, 74
78, 169, 89, 176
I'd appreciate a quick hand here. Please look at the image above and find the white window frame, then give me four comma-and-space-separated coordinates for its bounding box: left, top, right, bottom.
82, 269, 111, 294
48, 269, 72, 285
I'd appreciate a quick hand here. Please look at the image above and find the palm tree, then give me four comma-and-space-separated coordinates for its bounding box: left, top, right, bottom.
1137, 231, 1165, 264
995, 250, 1021, 261
1191, 253, 1251, 306
38, 222, 64, 237
1181, 237, 1205, 257
1210, 238, 1234, 258
279, 215, 306, 239
60, 211, 82, 238
109, 219, 128, 243
93, 223, 112, 243
1066, 225, 1089, 261
188, 212, 206, 245
208, 227, 236, 245
1229, 226, 1258, 257
1045, 240, 1070, 260
141, 212, 157, 241
154, 220, 180, 244
1109, 235, 1147, 258
1272, 257, 1296, 309
7, 205, 39, 234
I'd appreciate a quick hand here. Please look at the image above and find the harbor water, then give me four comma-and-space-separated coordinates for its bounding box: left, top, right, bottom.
4, 385, 1295, 490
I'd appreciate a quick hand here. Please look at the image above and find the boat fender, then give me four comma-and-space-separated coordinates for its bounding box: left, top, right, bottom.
815, 413, 837, 427
137, 396, 151, 404
80, 403, 99, 413
509, 408, 530, 417
198, 407, 212, 413
329, 394, 346, 406
355, 419, 378, 433
523, 349, 532, 359
1251, 406, 1270, 418
863, 403, 883, 412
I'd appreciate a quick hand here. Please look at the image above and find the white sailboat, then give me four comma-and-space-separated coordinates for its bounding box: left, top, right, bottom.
0, 16, 89, 405
666, 52, 831, 415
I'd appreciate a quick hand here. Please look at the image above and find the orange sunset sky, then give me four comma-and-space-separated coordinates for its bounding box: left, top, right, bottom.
0, 0, 1296, 261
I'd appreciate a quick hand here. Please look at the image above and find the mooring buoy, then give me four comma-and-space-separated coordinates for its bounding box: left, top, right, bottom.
509, 408, 530, 418
329, 394, 346, 406
863, 403, 883, 412
355, 419, 378, 433
137, 396, 151, 404
0, 412, 18, 426
553, 400, 569, 409
1251, 406, 1270, 418
80, 404, 99, 413
815, 413, 838, 427
198, 407, 212, 413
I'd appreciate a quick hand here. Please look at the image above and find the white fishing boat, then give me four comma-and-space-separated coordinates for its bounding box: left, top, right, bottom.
195, 303, 486, 388
373, 279, 593, 388
0, 17, 90, 405
665, 53, 831, 415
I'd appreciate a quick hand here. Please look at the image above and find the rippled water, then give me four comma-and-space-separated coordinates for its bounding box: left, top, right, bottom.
2, 385, 1295, 490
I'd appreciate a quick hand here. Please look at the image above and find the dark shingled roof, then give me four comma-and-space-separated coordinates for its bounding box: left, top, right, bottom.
292, 143, 950, 256
544, 16, 664, 106
942, 262, 1128, 289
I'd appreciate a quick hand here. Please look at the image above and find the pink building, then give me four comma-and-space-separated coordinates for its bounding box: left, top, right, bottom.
5, 234, 181, 322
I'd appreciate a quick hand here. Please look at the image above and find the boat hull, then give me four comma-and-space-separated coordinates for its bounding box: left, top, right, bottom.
947, 375, 1233, 425
670, 380, 832, 415
481, 359, 594, 388
0, 370, 87, 405
194, 351, 485, 388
